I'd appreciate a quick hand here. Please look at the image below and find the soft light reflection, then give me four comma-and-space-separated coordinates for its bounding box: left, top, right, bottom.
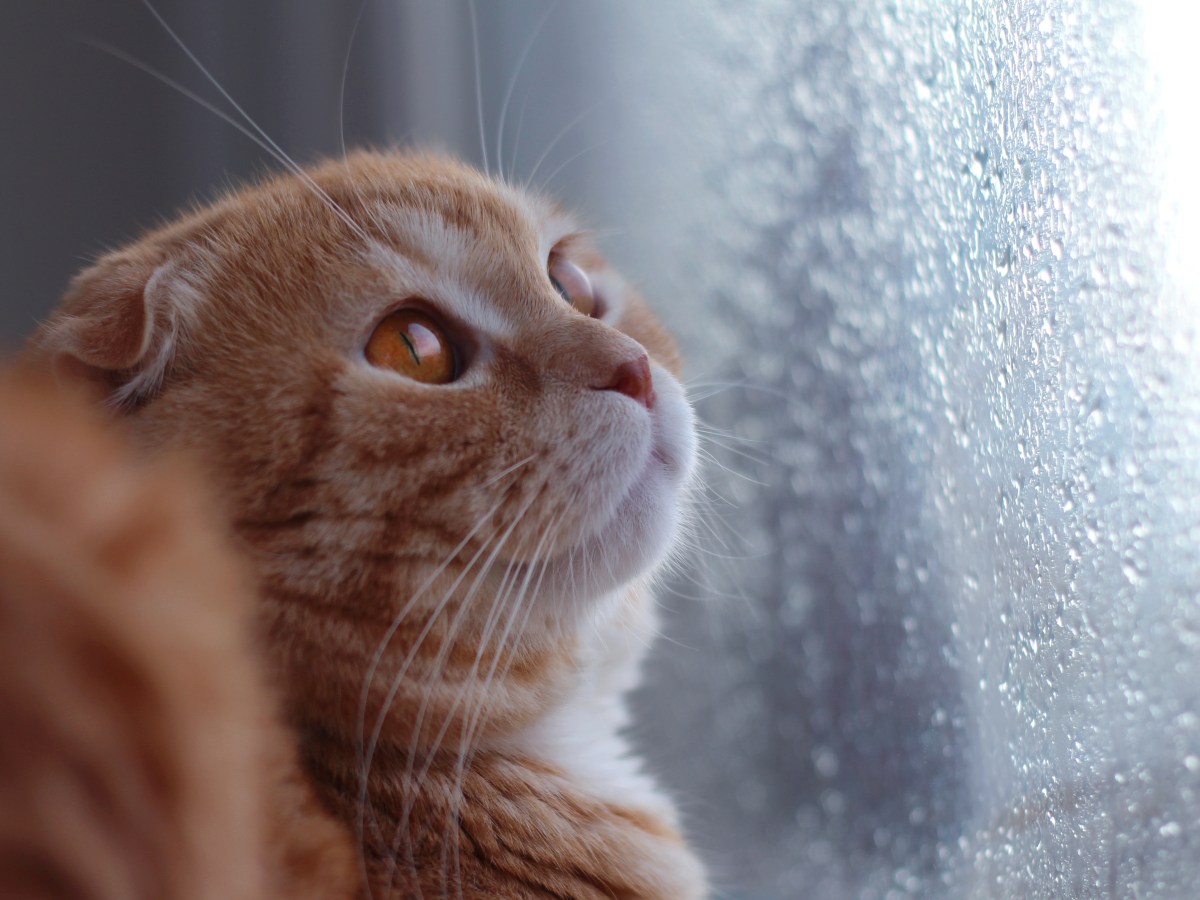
629, 1, 1200, 896
1142, 3, 1200, 333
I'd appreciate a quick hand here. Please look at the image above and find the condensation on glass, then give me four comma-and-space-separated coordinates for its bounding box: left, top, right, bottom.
608, 1, 1200, 897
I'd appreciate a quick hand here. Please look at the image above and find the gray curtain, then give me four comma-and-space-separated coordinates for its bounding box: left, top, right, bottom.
5, 2, 1200, 897
0, 0, 622, 343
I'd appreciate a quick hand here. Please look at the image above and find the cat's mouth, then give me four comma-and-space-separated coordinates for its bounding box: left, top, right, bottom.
642, 374, 697, 488
643, 438, 687, 487
555, 372, 696, 595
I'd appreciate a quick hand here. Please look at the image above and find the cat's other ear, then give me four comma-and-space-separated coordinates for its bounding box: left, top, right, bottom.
27, 248, 197, 411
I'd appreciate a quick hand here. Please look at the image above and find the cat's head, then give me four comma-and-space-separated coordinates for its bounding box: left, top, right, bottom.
28, 151, 696, 743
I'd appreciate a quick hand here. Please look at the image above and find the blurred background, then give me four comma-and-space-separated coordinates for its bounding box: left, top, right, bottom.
6, 1, 1200, 897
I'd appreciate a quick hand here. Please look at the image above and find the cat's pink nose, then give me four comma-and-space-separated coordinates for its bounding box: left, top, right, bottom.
595, 354, 655, 409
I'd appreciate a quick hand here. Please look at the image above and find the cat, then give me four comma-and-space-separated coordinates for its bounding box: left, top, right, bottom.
16, 150, 708, 898
0, 374, 356, 900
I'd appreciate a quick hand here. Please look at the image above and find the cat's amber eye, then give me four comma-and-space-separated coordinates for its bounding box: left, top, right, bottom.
365, 309, 457, 384
548, 254, 597, 317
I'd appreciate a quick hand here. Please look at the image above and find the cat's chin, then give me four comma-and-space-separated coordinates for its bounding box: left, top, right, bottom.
546, 368, 697, 603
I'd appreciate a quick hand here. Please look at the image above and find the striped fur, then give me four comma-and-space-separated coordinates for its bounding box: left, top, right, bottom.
24, 151, 705, 898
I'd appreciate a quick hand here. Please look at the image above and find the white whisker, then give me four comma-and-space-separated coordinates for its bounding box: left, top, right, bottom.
507, 91, 533, 183
684, 378, 795, 403
524, 101, 606, 193
76, 39, 302, 184
355, 492, 507, 897
479, 454, 536, 488
339, 0, 372, 161
443, 509, 566, 896
357, 455, 537, 890
138, 0, 370, 241
468, 0, 489, 176
540, 138, 613, 194
495, 0, 558, 181
380, 489, 541, 893
374, 521, 506, 898
436, 553, 529, 897
693, 418, 767, 446
696, 444, 768, 487
699, 431, 774, 470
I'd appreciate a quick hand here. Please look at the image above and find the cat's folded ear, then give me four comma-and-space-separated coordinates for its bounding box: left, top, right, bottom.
28, 248, 198, 411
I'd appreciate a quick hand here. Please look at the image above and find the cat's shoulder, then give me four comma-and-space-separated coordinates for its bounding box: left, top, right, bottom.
0, 372, 357, 900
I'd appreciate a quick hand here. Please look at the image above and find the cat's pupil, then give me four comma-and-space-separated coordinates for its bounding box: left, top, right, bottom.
364, 309, 456, 384
550, 273, 571, 303
400, 332, 420, 365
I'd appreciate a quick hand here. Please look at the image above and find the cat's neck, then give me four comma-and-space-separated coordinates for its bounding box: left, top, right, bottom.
322, 743, 704, 899
497, 582, 677, 816
292, 585, 706, 899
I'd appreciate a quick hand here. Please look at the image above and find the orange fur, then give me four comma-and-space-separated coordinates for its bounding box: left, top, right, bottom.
20, 151, 706, 898
0, 376, 356, 900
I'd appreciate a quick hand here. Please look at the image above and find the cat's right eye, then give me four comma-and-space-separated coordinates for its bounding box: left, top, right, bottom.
365, 309, 457, 384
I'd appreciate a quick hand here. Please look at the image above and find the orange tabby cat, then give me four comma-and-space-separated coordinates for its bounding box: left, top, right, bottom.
19, 150, 706, 898
0, 376, 355, 900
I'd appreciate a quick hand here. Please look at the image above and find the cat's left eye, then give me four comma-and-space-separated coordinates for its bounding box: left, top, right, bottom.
548, 254, 597, 317
365, 309, 457, 384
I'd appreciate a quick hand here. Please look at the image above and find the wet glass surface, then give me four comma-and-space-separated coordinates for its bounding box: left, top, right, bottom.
622, 1, 1200, 896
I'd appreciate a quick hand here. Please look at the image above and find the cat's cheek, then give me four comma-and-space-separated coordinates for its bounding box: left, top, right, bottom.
579, 465, 687, 595
627, 467, 688, 563
647, 371, 699, 490
558, 379, 697, 596
624, 375, 698, 570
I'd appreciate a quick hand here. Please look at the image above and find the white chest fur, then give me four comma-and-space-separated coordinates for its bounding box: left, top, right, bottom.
505, 586, 681, 826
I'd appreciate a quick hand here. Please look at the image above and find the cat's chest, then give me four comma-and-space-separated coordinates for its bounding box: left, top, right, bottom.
501, 587, 680, 824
